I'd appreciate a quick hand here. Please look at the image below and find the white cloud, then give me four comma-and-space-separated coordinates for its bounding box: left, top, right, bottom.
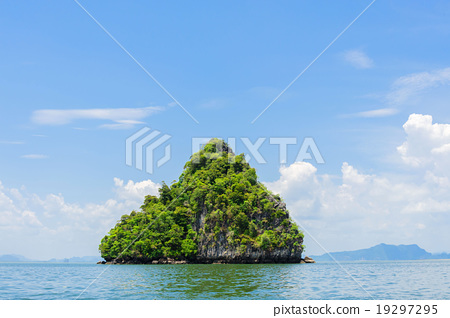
0, 178, 160, 260
343, 108, 399, 118
265, 161, 450, 255
21, 154, 48, 159
31, 106, 164, 128
397, 114, 450, 172
342, 49, 374, 69
113, 177, 160, 201
343, 67, 450, 119
387, 67, 450, 105
265, 114, 450, 255
198, 99, 227, 110
0, 141, 24, 145
99, 120, 145, 130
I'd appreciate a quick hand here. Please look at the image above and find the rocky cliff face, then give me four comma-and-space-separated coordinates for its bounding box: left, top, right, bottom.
99, 138, 305, 264
197, 237, 302, 263
194, 199, 302, 263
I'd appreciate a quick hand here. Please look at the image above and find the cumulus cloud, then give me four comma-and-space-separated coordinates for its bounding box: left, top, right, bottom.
31, 106, 164, 129
397, 114, 450, 173
265, 114, 450, 255
342, 49, 374, 69
113, 178, 160, 201
0, 178, 160, 259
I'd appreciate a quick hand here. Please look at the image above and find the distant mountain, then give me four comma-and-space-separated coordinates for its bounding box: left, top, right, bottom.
0, 254, 103, 263
47, 256, 103, 263
0, 254, 34, 262
312, 244, 450, 261
430, 253, 450, 260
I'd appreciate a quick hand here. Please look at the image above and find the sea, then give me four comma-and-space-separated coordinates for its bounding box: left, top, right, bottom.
0, 260, 449, 300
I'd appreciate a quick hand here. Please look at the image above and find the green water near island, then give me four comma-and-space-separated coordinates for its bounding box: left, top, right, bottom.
1, 260, 449, 299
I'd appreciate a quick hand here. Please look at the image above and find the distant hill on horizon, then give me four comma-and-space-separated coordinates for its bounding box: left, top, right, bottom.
47, 256, 104, 263
0, 254, 103, 263
0, 254, 35, 262
3, 244, 449, 263
312, 243, 450, 261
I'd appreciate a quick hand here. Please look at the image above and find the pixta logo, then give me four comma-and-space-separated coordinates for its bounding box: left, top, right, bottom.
126, 127, 171, 174
192, 137, 324, 165
126, 130, 324, 174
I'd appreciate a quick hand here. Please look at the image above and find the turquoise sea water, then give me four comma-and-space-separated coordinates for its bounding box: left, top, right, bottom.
0, 260, 449, 300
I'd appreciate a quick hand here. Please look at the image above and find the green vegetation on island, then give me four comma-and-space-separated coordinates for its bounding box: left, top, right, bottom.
99, 138, 304, 263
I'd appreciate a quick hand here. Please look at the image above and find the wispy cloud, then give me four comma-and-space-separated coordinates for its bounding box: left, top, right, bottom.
21, 154, 49, 159
343, 67, 450, 119
342, 49, 374, 69
31, 106, 164, 128
342, 108, 399, 118
387, 67, 450, 105
99, 120, 145, 130
198, 99, 227, 110
0, 140, 24, 145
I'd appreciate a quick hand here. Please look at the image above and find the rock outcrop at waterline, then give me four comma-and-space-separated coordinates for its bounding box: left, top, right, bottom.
99, 138, 307, 264
300, 256, 316, 264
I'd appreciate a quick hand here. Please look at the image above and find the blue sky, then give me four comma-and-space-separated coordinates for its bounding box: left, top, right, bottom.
1, 0, 450, 259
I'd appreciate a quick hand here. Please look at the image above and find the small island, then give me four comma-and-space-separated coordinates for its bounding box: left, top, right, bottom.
99, 138, 310, 264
